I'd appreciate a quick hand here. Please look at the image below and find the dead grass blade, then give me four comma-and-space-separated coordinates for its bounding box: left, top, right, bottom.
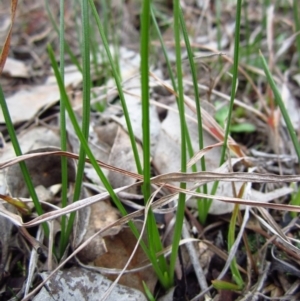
217, 206, 250, 281
150, 72, 247, 158
24, 226, 44, 295
152, 171, 300, 184
1, 150, 300, 229
186, 81, 268, 122
182, 221, 209, 292
3, 150, 300, 190
0, 0, 18, 74
189, 43, 266, 106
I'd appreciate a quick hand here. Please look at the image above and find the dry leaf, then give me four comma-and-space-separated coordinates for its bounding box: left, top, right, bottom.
66, 111, 111, 185
116, 78, 161, 156
280, 75, 300, 131
75, 200, 121, 263
0, 126, 61, 163
2, 57, 29, 78
94, 223, 157, 295
108, 126, 142, 192
46, 65, 83, 89
0, 85, 60, 124
153, 103, 221, 174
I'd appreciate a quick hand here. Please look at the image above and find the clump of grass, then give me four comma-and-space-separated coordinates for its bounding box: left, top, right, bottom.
1, 0, 300, 299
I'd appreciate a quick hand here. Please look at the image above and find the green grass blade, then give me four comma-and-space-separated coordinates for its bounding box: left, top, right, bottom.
142, 281, 155, 301
140, 0, 151, 205
140, 0, 169, 285
152, 7, 204, 283
219, 0, 242, 171
64, 0, 92, 250
212, 279, 242, 291
290, 183, 300, 218
228, 204, 244, 288
88, 0, 142, 175
58, 0, 69, 259
88, 0, 171, 286
209, 0, 243, 221
259, 50, 300, 162
152, 5, 201, 187
178, 7, 208, 225
0, 86, 49, 235
48, 44, 168, 288
169, 0, 187, 285
151, 5, 176, 92
44, 0, 82, 73
151, 5, 195, 169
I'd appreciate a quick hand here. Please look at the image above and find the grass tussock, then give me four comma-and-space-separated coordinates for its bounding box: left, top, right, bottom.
0, 0, 300, 300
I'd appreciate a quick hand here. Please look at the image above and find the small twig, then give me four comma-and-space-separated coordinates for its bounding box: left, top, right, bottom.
24, 226, 44, 296
239, 261, 271, 301
182, 219, 209, 294
253, 293, 296, 300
